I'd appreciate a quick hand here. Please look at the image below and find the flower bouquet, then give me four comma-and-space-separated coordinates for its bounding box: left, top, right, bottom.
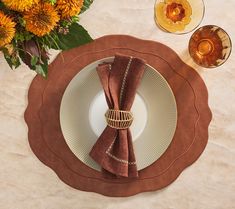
0, 0, 93, 77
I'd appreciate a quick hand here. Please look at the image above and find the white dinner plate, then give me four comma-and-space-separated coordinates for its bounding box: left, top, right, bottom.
60, 57, 177, 171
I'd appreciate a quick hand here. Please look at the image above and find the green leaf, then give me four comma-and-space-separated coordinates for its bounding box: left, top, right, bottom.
4, 56, 21, 69
15, 33, 25, 42
15, 31, 34, 42
46, 23, 93, 50
0, 2, 5, 9
2, 48, 21, 69
47, 0, 57, 5
19, 48, 48, 78
4, 55, 20, 69
80, 0, 94, 14
14, 58, 21, 69
61, 20, 71, 27
31, 56, 38, 66
18, 47, 29, 66
35, 64, 48, 78
18, 17, 26, 27
71, 16, 79, 23
4, 56, 14, 69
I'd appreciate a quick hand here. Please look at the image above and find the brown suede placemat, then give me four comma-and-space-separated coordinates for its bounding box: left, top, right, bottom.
25, 35, 212, 197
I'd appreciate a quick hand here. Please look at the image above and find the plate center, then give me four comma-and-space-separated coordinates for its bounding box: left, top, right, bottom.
89, 91, 148, 141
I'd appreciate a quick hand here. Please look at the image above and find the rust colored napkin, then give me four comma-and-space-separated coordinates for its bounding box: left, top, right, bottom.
89, 54, 146, 178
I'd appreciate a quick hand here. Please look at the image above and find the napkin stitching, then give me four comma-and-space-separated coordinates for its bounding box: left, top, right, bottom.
105, 139, 137, 165
105, 56, 137, 166
119, 57, 132, 105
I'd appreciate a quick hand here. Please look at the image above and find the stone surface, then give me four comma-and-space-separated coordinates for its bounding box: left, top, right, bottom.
0, 0, 235, 208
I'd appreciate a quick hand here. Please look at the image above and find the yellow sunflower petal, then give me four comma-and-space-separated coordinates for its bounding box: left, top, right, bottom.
1, 0, 39, 12
0, 12, 16, 47
24, 3, 60, 37
56, 0, 84, 18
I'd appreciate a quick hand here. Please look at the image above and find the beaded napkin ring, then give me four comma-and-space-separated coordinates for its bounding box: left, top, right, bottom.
105, 109, 134, 129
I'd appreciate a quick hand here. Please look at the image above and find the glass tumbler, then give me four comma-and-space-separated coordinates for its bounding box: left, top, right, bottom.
154, 0, 205, 34
188, 25, 232, 68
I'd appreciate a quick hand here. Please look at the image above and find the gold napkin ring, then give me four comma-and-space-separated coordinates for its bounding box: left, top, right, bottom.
105, 109, 134, 129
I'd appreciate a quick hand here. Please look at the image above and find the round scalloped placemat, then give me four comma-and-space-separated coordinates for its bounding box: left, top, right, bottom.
25, 35, 212, 197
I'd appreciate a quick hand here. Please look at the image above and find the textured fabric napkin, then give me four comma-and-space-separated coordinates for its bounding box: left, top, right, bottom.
89, 54, 146, 178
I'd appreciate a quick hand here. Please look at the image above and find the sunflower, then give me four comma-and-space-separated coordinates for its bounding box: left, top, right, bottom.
56, 0, 84, 18
24, 3, 60, 37
155, 0, 192, 33
0, 12, 16, 48
1, 0, 39, 12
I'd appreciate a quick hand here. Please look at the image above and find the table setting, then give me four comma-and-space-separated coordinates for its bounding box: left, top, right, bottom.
0, 0, 235, 208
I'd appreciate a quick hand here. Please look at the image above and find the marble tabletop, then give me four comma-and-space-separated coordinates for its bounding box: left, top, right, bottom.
0, 0, 234, 208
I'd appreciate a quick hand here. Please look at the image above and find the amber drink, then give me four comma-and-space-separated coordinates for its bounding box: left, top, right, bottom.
155, 0, 204, 34
189, 25, 232, 68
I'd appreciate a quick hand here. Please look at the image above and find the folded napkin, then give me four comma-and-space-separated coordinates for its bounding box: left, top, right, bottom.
89, 54, 146, 178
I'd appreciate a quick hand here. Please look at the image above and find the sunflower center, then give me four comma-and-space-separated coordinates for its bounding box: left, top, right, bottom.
37, 11, 51, 25
0, 27, 7, 39
166, 3, 186, 22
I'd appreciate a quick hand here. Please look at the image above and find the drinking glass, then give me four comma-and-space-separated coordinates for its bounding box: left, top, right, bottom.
154, 0, 205, 34
188, 25, 232, 68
